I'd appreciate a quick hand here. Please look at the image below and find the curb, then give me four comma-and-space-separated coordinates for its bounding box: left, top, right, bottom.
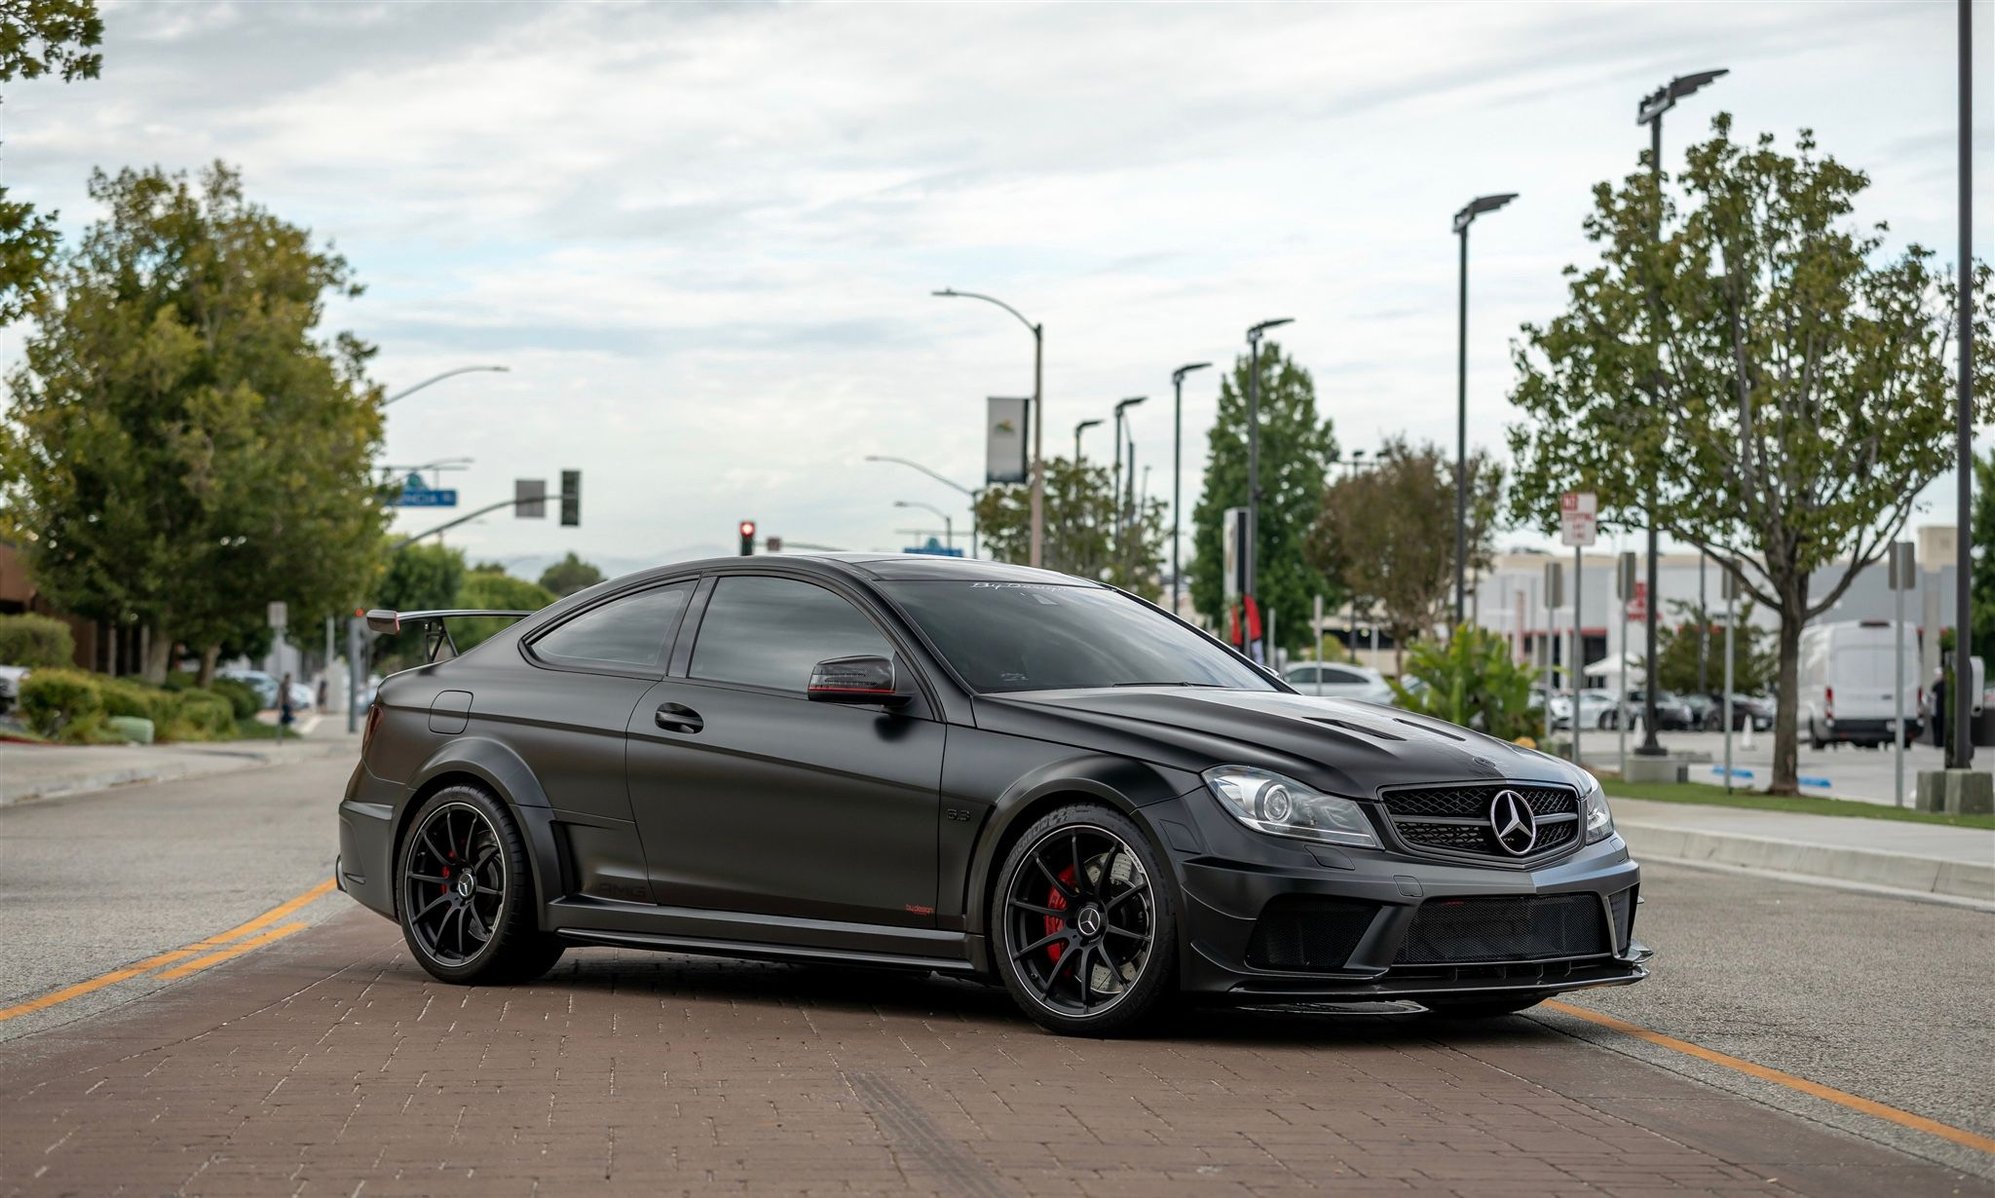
1617, 821, 1995, 905
0, 740, 353, 810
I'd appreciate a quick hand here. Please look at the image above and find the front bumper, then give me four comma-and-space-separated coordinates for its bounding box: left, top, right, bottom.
1167, 800, 1647, 1004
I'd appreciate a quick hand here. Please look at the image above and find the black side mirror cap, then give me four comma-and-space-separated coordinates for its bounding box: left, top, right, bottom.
807, 655, 908, 706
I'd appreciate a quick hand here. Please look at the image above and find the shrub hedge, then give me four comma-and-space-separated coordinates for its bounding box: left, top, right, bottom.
0, 614, 75, 669
18, 669, 254, 744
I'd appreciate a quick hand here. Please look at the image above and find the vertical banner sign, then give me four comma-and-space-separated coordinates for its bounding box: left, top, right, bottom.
1221, 507, 1248, 602
985, 397, 1030, 485
1888, 541, 1916, 807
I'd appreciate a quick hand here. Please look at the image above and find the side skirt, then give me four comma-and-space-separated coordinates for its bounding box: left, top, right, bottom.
546, 895, 978, 972
555, 927, 981, 974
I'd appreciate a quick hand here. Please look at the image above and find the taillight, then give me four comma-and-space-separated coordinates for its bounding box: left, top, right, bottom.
1824, 686, 1834, 719
361, 702, 383, 759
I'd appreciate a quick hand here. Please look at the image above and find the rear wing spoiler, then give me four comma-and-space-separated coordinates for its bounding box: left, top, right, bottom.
364, 608, 535, 662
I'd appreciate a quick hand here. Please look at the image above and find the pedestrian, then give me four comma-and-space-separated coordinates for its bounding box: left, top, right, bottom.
316, 676, 329, 714
279, 672, 297, 739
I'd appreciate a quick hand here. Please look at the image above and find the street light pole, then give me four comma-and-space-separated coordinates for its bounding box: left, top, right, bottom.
1633, 68, 1726, 757
894, 500, 953, 551
381, 365, 509, 407
1451, 194, 1516, 629
1245, 318, 1293, 662
1170, 362, 1211, 614
864, 455, 981, 558
934, 289, 1043, 567
1074, 419, 1102, 464
1953, 0, 1975, 768
1112, 397, 1146, 557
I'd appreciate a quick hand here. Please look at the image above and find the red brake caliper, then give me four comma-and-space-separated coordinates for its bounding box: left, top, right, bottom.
1043, 866, 1077, 963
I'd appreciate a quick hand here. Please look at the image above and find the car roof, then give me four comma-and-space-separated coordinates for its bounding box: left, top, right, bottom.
597, 553, 1102, 590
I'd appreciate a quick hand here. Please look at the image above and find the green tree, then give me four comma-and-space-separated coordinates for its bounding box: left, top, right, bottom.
974, 457, 1168, 598
1389, 625, 1540, 742
453, 571, 556, 652
1306, 438, 1501, 672
0, 0, 102, 325
539, 551, 605, 598
371, 543, 464, 666
0, 163, 388, 684
1507, 117, 1993, 793
1655, 600, 1774, 696
1188, 341, 1337, 652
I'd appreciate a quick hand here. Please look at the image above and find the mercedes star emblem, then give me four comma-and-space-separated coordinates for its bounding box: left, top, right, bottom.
1488, 789, 1538, 856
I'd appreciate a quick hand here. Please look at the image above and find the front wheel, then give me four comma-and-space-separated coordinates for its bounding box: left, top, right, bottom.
398, 784, 565, 985
990, 804, 1177, 1037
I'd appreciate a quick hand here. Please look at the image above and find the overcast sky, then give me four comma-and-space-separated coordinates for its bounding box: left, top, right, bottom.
2, 1, 1988, 578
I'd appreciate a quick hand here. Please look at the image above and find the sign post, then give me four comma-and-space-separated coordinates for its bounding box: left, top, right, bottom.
1543, 561, 1563, 746
267, 602, 288, 741
1889, 541, 1916, 807
1721, 565, 1737, 793
1616, 552, 1637, 779
985, 397, 1030, 486
1559, 493, 1597, 766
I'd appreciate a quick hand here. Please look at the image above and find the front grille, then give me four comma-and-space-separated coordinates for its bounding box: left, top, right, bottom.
1378, 783, 1581, 862
1394, 894, 1609, 964
1246, 896, 1380, 972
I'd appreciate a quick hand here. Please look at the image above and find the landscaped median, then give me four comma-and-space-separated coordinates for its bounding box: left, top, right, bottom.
1602, 784, 1995, 906
10, 668, 263, 746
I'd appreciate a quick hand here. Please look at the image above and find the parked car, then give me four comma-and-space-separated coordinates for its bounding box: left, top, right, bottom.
1799, 620, 1922, 749
1600, 688, 1695, 732
1281, 662, 1393, 703
341, 554, 1645, 1036
0, 664, 28, 715
1551, 689, 1621, 731
217, 668, 281, 710
1700, 692, 1774, 732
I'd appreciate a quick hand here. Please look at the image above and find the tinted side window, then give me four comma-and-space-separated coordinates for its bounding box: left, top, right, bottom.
691, 576, 891, 693
1323, 668, 1364, 685
1287, 666, 1318, 683
531, 583, 693, 672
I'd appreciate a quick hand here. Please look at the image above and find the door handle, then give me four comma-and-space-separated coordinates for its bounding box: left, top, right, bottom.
654, 702, 704, 734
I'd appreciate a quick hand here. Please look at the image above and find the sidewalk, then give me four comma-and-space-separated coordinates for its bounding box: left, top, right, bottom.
1610, 795, 1995, 906
0, 729, 357, 809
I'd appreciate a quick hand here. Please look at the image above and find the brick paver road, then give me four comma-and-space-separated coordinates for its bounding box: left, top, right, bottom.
1, 910, 1985, 1198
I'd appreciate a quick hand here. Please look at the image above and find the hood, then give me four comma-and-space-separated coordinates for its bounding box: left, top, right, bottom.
988, 687, 1586, 799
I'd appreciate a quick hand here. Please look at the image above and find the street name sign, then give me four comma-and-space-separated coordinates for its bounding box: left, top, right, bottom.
394, 473, 459, 508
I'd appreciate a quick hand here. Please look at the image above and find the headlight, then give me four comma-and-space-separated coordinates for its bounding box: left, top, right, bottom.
1203, 766, 1378, 848
1580, 776, 1615, 844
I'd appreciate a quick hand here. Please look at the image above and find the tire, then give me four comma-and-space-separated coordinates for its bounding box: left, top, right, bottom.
1808, 720, 1826, 751
989, 803, 1177, 1037
397, 784, 565, 985
1423, 997, 1543, 1019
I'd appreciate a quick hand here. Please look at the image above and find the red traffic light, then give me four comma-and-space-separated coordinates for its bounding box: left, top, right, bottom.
738, 520, 757, 556
739, 520, 756, 538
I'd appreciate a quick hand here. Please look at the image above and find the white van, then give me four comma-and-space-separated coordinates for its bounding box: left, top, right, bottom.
1798, 620, 1922, 749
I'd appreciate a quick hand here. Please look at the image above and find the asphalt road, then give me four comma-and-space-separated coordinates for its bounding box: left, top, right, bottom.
0, 758, 1989, 1194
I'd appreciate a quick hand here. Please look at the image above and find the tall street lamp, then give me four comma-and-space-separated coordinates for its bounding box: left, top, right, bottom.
1952, 0, 1974, 768
382, 364, 509, 407
1074, 418, 1103, 463
893, 498, 953, 550
865, 455, 980, 557
1633, 67, 1726, 756
1245, 318, 1293, 659
1112, 397, 1146, 552
1170, 362, 1212, 613
934, 289, 1043, 567
1452, 193, 1517, 628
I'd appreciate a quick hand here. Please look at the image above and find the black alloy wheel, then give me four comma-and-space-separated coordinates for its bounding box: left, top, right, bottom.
397, 784, 564, 984
992, 804, 1176, 1036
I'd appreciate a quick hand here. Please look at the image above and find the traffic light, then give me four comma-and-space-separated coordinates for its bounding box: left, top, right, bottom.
560, 470, 580, 526
739, 520, 756, 556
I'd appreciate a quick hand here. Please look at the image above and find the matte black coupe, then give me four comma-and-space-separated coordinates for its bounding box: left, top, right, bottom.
340, 555, 1647, 1035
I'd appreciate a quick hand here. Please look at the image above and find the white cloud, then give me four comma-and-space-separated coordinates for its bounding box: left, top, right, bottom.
2, 0, 1987, 570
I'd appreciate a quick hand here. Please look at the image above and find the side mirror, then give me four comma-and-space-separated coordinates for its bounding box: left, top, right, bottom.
808, 655, 907, 706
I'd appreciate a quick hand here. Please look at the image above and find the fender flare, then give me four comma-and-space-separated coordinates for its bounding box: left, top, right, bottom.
960, 753, 1198, 949
403, 738, 564, 923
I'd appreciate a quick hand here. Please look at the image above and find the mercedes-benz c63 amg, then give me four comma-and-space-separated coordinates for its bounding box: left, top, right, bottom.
339, 554, 1647, 1035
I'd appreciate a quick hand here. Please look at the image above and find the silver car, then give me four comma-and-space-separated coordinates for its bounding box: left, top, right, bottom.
1283, 662, 1394, 703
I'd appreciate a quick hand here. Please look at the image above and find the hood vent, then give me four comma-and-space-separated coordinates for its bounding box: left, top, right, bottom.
1309, 717, 1405, 741
1393, 716, 1467, 742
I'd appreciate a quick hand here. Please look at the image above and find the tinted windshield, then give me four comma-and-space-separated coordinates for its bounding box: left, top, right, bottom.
881, 580, 1275, 694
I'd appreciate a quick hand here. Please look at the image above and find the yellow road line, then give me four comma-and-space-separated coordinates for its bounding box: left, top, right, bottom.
1545, 999, 1995, 1155
155, 922, 308, 980
0, 878, 338, 1024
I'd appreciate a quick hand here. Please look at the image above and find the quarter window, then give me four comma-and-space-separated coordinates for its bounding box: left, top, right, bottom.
531, 583, 693, 672
691, 576, 891, 693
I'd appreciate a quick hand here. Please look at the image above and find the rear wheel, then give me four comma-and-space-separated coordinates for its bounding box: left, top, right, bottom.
398, 784, 564, 985
990, 804, 1176, 1037
1808, 719, 1827, 751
